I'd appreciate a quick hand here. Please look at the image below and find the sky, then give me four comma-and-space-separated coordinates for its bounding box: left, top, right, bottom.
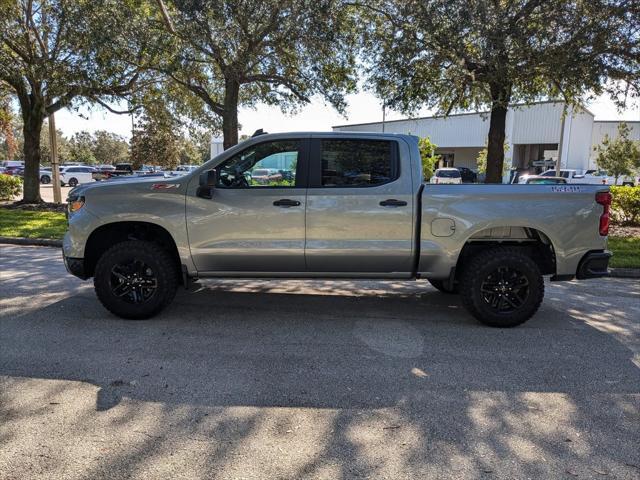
55, 91, 640, 141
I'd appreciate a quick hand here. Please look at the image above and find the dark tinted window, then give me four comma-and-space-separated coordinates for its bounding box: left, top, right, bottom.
320, 140, 396, 187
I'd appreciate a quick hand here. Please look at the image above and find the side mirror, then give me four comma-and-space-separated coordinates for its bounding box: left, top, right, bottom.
196, 169, 217, 199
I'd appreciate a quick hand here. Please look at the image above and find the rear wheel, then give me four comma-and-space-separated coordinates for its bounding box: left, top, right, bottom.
428, 278, 459, 294
460, 247, 544, 327
94, 240, 178, 319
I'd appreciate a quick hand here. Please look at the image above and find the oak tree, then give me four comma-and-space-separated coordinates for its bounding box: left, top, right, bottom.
0, 0, 149, 202
152, 0, 358, 149
361, 0, 640, 182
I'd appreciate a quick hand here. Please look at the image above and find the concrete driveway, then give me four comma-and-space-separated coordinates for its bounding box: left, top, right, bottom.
0, 245, 638, 479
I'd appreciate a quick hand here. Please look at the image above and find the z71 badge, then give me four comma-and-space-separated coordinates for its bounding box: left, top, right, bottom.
151, 183, 180, 190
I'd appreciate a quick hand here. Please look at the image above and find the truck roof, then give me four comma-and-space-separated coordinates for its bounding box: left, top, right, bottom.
242, 131, 418, 140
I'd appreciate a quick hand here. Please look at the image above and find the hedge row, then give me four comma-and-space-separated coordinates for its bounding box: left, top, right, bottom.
0, 175, 22, 201
610, 186, 640, 226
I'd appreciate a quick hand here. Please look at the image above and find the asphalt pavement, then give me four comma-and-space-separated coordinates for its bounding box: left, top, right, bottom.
0, 245, 638, 479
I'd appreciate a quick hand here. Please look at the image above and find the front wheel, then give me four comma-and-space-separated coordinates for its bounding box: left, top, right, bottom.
460, 247, 544, 328
68, 177, 78, 187
40, 175, 51, 184
94, 240, 178, 319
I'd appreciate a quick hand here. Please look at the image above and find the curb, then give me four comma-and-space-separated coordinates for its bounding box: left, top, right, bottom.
609, 268, 640, 279
0, 236, 62, 248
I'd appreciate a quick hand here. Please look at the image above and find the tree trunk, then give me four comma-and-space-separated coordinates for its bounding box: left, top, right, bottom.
22, 109, 45, 203
484, 83, 512, 184
222, 77, 240, 150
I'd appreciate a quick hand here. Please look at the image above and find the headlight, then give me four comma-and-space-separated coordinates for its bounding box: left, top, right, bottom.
68, 195, 85, 213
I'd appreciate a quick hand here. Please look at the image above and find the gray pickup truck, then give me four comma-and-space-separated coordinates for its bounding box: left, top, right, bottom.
63, 132, 612, 327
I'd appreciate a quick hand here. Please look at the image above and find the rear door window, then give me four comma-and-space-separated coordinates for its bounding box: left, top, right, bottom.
314, 139, 398, 187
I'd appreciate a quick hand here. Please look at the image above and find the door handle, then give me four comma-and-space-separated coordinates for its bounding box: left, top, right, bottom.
273, 199, 301, 207
379, 199, 407, 207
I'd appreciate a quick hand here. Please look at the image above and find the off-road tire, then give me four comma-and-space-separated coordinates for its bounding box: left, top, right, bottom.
460, 247, 544, 328
94, 240, 178, 320
428, 278, 459, 294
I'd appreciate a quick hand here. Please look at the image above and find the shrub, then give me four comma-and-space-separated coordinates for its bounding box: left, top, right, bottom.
0, 174, 22, 200
610, 185, 640, 226
419, 137, 439, 180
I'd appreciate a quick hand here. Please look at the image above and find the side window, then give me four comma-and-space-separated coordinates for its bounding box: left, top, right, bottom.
67, 167, 79, 173
217, 140, 300, 188
319, 139, 397, 187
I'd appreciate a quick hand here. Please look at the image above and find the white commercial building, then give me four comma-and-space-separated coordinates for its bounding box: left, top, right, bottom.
333, 101, 639, 178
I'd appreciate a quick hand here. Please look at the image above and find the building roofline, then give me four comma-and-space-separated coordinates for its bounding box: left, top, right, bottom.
332, 100, 595, 129
592, 119, 640, 124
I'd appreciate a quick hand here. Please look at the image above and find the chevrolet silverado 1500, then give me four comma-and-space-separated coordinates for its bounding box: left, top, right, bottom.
63, 132, 612, 327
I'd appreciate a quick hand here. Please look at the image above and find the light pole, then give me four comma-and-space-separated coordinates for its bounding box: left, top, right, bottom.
382, 101, 386, 133
48, 112, 62, 204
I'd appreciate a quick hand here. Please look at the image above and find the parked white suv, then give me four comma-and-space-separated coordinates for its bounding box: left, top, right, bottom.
430, 168, 462, 184
60, 166, 95, 187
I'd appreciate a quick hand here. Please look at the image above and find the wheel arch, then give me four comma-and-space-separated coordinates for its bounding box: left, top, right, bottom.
454, 225, 558, 277
84, 221, 181, 280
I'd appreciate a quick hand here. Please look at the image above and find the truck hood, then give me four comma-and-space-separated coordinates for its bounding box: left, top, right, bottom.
69, 175, 186, 199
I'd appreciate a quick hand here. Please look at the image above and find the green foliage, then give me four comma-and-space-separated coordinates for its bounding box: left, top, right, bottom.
0, 0, 152, 201
39, 123, 70, 165
361, 0, 640, 182
418, 137, 439, 180
177, 130, 210, 165
0, 208, 66, 239
610, 186, 640, 226
594, 123, 640, 182
0, 175, 22, 200
68, 132, 97, 165
152, 0, 358, 147
130, 102, 181, 170
93, 131, 129, 165
0, 86, 17, 160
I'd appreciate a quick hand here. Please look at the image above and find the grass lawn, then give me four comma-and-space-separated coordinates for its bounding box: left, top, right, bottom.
608, 236, 640, 268
0, 209, 67, 240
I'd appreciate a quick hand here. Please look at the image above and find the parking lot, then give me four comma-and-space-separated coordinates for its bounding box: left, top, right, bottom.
38, 184, 74, 203
1, 245, 639, 479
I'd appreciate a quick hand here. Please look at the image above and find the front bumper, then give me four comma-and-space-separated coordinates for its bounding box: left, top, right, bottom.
63, 254, 89, 280
576, 250, 612, 280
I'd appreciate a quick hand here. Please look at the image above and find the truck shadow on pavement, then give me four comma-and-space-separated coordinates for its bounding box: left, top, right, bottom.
1, 277, 639, 478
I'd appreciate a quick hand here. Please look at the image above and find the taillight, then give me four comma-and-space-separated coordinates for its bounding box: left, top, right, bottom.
595, 191, 612, 236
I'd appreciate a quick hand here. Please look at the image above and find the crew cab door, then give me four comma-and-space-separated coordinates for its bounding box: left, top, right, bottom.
304, 136, 415, 273
186, 138, 308, 273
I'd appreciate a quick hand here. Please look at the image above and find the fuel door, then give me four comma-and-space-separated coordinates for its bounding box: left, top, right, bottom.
431, 218, 456, 237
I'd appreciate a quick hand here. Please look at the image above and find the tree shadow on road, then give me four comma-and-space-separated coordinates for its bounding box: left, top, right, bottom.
1, 278, 639, 479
